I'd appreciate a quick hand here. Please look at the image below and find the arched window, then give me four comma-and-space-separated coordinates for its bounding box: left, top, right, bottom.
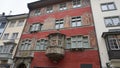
20, 39, 32, 50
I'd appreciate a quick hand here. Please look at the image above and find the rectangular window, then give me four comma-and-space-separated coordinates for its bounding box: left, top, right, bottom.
71, 16, 82, 27
101, 2, 116, 11
104, 16, 120, 27
83, 36, 89, 48
30, 23, 42, 33
11, 33, 18, 39
46, 6, 53, 13
9, 21, 16, 27
0, 22, 6, 28
1, 45, 14, 53
34, 9, 41, 16
36, 39, 48, 50
81, 64, 93, 68
107, 35, 120, 50
59, 3, 67, 10
17, 19, 24, 26
55, 19, 64, 29
71, 35, 89, 48
66, 38, 71, 49
2, 45, 9, 53
0, 46, 3, 53
73, 0, 81, 8
3, 33, 9, 40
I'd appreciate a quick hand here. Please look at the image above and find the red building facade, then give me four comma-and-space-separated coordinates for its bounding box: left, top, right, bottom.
14, 0, 101, 68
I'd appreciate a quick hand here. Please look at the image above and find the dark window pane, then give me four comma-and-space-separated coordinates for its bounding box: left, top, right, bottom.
81, 64, 92, 68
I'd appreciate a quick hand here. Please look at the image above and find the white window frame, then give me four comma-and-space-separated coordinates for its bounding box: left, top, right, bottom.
71, 35, 90, 48
20, 39, 31, 50
55, 19, 64, 29
71, 16, 82, 27
66, 38, 71, 49
30, 23, 42, 32
3, 33, 9, 40
1, 45, 14, 53
17, 19, 24, 26
59, 3, 67, 11
72, 0, 81, 8
104, 16, 120, 27
9, 21, 16, 27
36, 39, 48, 50
101, 2, 116, 11
11, 33, 18, 39
46, 6, 53, 13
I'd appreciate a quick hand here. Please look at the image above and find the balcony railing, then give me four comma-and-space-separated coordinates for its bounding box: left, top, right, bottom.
3, 39, 16, 45
0, 53, 12, 59
108, 50, 120, 60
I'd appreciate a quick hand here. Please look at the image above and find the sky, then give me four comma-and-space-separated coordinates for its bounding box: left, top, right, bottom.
0, 0, 39, 15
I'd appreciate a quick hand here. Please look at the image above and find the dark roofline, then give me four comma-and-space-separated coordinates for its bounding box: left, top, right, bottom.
6, 13, 28, 17
28, 0, 72, 10
102, 32, 120, 38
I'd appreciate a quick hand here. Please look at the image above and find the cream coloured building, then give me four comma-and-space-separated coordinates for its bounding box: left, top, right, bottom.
91, 0, 120, 68
0, 14, 28, 68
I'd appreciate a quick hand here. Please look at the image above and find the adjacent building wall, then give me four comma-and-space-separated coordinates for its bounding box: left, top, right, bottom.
91, 0, 120, 68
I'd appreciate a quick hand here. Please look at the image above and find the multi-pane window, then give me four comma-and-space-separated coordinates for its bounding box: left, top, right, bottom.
55, 19, 64, 29
46, 6, 53, 13
34, 9, 41, 16
65, 36, 89, 49
0, 45, 14, 53
71, 35, 89, 48
3, 33, 9, 40
11, 33, 18, 39
71, 16, 82, 27
17, 19, 24, 26
20, 39, 32, 50
73, 0, 81, 8
0, 46, 3, 53
107, 35, 120, 50
66, 38, 71, 49
0, 22, 6, 28
104, 16, 120, 27
101, 2, 116, 11
30, 23, 42, 32
36, 39, 48, 50
9, 21, 16, 27
59, 3, 67, 10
